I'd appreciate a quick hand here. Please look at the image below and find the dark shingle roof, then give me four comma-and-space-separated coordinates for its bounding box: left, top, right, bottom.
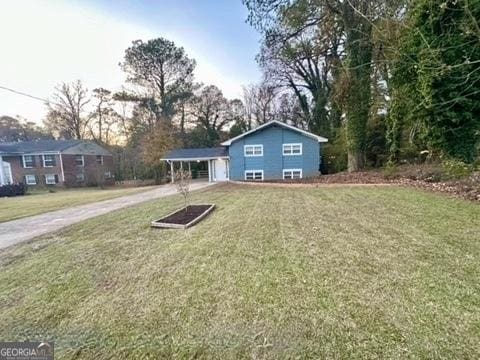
162, 147, 228, 160
0, 140, 83, 154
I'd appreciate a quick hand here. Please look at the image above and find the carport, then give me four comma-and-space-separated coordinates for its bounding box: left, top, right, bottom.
161, 147, 229, 183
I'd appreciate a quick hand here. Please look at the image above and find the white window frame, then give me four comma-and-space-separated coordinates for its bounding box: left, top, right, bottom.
75, 155, 84, 167
104, 171, 112, 179
283, 143, 303, 156
96, 155, 104, 165
42, 154, 55, 167
244, 170, 264, 181
22, 155, 34, 168
25, 174, 36, 185
283, 169, 303, 179
45, 174, 57, 185
244, 144, 263, 157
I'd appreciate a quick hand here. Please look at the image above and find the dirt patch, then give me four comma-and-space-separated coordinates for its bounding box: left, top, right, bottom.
151, 205, 215, 229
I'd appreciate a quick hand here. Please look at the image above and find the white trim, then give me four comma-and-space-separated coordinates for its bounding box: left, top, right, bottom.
161, 156, 229, 162
0, 156, 4, 185
283, 169, 303, 179
96, 155, 104, 165
45, 174, 56, 185
283, 143, 303, 156
42, 154, 55, 167
60, 153, 65, 182
221, 120, 328, 146
22, 155, 34, 168
244, 170, 264, 181
25, 174, 36, 185
244, 144, 263, 157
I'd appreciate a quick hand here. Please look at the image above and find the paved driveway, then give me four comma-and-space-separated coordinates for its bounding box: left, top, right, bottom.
0, 181, 213, 250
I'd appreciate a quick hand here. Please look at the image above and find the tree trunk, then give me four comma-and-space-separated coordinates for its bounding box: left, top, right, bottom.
343, 0, 373, 172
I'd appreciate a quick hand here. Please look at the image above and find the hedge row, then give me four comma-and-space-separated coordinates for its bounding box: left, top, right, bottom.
0, 183, 26, 197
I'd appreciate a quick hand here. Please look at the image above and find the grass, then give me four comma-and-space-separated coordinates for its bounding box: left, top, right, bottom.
0, 186, 153, 222
0, 184, 479, 359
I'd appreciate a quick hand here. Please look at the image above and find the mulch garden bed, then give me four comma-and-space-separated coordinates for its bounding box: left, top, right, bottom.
151, 204, 215, 229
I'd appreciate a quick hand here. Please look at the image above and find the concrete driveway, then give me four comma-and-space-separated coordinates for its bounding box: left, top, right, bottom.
0, 181, 214, 250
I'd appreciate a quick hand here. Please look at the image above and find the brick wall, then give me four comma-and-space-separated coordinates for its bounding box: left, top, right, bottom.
4, 153, 115, 187
62, 154, 115, 187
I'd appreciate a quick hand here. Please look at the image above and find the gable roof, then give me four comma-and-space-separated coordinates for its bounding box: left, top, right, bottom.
220, 120, 328, 146
0, 140, 84, 154
161, 147, 228, 161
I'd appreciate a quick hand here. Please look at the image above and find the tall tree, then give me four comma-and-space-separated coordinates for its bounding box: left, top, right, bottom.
0, 116, 52, 142
120, 38, 196, 123
389, 0, 480, 163
90, 88, 115, 144
45, 80, 91, 139
189, 85, 231, 146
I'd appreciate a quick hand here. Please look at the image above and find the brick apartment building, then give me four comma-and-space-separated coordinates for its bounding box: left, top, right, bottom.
0, 140, 115, 187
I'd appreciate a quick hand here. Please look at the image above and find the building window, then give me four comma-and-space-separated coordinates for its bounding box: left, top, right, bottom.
96, 155, 103, 165
43, 154, 56, 167
104, 171, 112, 179
76, 173, 85, 182
245, 170, 263, 181
25, 175, 36, 185
244, 145, 263, 157
283, 143, 302, 156
75, 155, 84, 166
45, 174, 57, 185
22, 155, 35, 168
283, 169, 302, 179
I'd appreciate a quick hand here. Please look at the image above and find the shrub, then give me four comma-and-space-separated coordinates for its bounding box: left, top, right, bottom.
0, 183, 26, 197
442, 159, 473, 180
382, 162, 399, 180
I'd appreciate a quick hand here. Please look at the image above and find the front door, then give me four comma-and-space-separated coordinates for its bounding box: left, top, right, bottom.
213, 159, 228, 181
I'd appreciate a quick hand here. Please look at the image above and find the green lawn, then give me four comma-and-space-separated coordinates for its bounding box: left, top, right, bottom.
0, 184, 479, 359
0, 186, 153, 222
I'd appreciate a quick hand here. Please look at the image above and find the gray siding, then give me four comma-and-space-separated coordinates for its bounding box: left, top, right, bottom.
229, 124, 320, 180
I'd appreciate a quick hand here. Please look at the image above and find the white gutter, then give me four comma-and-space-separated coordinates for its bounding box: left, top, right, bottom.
59, 153, 65, 183
0, 155, 5, 186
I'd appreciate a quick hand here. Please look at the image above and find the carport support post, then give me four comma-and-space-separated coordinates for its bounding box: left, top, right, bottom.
170, 161, 174, 183
188, 162, 191, 176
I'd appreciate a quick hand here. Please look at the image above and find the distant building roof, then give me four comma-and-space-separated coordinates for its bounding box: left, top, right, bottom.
162, 147, 228, 160
0, 139, 85, 154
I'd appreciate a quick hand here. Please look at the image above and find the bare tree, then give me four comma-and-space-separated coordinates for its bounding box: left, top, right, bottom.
174, 169, 191, 211
45, 80, 91, 139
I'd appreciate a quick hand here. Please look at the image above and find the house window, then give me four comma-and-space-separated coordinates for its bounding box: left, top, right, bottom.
244, 145, 263, 157
96, 155, 103, 165
43, 154, 56, 167
45, 174, 57, 185
245, 170, 263, 181
25, 175, 36, 185
22, 155, 35, 168
75, 155, 84, 166
283, 169, 302, 179
76, 173, 85, 182
283, 143, 302, 155
104, 171, 112, 179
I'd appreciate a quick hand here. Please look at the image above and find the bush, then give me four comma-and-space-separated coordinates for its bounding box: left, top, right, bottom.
382, 162, 399, 180
0, 183, 26, 197
442, 159, 473, 180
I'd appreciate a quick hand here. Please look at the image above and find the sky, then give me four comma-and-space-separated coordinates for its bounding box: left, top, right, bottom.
0, 0, 262, 124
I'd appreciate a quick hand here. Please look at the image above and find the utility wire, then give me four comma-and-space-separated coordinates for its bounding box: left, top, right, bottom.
0, 84, 52, 104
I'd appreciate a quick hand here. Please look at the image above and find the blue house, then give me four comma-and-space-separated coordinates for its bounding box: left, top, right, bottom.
162, 120, 328, 182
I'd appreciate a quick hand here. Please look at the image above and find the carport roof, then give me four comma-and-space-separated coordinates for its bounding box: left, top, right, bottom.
161, 147, 228, 161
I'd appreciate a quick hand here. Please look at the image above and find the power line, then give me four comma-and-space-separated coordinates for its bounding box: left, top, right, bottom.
0, 84, 52, 104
